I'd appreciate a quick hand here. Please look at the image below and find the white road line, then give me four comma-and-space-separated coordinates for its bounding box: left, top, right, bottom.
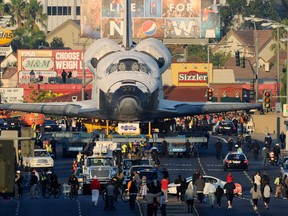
14, 200, 20, 216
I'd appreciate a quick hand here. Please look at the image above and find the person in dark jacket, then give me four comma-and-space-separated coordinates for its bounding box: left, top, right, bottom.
215, 185, 224, 208
174, 175, 183, 201
215, 139, 222, 160
251, 140, 260, 161
180, 178, 187, 203
128, 179, 138, 209
223, 181, 236, 209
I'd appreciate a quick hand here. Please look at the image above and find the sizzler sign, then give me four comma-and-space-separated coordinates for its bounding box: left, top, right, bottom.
0, 28, 14, 45
178, 71, 208, 83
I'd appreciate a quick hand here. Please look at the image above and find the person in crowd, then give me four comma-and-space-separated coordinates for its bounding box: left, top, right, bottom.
152, 197, 160, 216
261, 146, 269, 167
128, 177, 138, 210
72, 159, 78, 173
282, 175, 288, 199
227, 137, 233, 151
14, 170, 22, 199
68, 174, 79, 197
253, 171, 261, 190
184, 183, 194, 213
215, 185, 224, 208
90, 175, 100, 206
160, 176, 169, 202
262, 182, 272, 209
50, 137, 58, 159
105, 180, 116, 210
214, 138, 222, 160
204, 179, 216, 208
30, 171, 38, 199
144, 186, 161, 216
159, 191, 167, 216
174, 174, 183, 201
180, 178, 187, 203
223, 179, 235, 209
61, 69, 67, 83
40, 170, 47, 197
279, 131, 286, 149
226, 173, 233, 183
185, 139, 191, 158
251, 140, 260, 161
274, 174, 283, 198
162, 138, 169, 159
30, 70, 35, 83
272, 144, 281, 165
133, 170, 141, 190
264, 133, 272, 149
194, 174, 205, 203
250, 183, 262, 211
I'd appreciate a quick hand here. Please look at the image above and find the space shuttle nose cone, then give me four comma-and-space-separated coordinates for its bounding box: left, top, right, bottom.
119, 98, 139, 115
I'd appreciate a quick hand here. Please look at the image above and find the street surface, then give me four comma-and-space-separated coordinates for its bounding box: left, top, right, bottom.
1, 132, 287, 216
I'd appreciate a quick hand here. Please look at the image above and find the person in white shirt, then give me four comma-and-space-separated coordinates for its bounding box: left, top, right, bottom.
204, 180, 216, 208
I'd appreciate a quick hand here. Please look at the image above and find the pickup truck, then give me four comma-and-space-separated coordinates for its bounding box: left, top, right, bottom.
23, 149, 54, 170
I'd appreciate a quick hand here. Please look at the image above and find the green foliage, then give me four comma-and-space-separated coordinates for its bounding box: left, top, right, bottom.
28, 86, 62, 102
50, 37, 65, 48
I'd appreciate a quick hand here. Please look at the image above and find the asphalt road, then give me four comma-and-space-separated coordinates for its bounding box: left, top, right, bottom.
1, 132, 287, 216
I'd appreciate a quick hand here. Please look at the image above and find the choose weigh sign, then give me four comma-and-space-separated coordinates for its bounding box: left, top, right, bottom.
0, 28, 13, 46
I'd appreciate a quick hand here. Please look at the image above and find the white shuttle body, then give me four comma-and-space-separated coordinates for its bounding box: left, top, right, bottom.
0, 0, 261, 122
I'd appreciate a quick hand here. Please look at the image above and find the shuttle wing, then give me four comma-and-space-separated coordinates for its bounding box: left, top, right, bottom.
158, 99, 262, 118
0, 100, 100, 118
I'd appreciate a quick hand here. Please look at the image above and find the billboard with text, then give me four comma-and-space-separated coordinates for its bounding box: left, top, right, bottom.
81, 0, 221, 39
17, 50, 93, 84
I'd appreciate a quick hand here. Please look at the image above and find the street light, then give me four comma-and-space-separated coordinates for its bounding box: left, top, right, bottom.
244, 16, 263, 102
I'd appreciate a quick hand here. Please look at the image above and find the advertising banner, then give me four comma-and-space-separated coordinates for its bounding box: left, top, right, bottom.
80, 0, 220, 39
17, 50, 93, 84
118, 122, 140, 135
0, 88, 24, 103
171, 63, 213, 87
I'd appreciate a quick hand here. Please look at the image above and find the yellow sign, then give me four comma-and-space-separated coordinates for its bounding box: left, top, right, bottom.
171, 63, 213, 86
0, 28, 13, 46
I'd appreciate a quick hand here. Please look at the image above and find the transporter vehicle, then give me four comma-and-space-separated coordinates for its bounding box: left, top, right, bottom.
82, 141, 117, 185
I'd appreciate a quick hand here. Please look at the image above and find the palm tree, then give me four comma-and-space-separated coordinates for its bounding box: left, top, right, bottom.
6, 0, 27, 28
23, 0, 47, 31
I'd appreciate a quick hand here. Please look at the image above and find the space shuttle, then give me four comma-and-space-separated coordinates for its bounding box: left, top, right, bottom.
0, 0, 261, 122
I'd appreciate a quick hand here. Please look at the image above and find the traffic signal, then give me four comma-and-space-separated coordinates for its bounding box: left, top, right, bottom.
262, 90, 272, 110
241, 57, 245, 68
207, 87, 213, 101
235, 51, 240, 66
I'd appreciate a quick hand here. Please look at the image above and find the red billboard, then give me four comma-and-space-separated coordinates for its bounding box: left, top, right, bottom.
81, 0, 221, 39
17, 50, 93, 84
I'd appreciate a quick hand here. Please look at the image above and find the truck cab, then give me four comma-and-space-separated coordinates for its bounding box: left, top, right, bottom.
82, 141, 117, 185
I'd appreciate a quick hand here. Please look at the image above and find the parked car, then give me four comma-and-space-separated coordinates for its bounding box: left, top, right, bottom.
43, 119, 61, 131
212, 120, 236, 135
168, 175, 242, 196
223, 152, 248, 171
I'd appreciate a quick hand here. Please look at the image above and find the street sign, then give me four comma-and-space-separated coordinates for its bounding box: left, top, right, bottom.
0, 45, 12, 56
276, 102, 281, 112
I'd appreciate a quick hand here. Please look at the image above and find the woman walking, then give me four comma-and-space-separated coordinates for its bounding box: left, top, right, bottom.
263, 183, 272, 209
250, 183, 262, 210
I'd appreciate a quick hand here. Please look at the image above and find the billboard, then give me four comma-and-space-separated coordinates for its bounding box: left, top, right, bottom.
0, 88, 24, 103
17, 50, 93, 84
0, 28, 13, 46
80, 0, 221, 39
171, 63, 213, 87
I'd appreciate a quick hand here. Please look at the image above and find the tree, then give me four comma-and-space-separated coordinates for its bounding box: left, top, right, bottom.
27, 86, 63, 102
50, 37, 65, 48
23, 0, 47, 31
6, 0, 27, 28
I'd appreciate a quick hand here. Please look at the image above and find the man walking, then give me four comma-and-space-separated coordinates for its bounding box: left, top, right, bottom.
215, 139, 222, 160
251, 140, 260, 161
90, 176, 100, 206
261, 146, 269, 167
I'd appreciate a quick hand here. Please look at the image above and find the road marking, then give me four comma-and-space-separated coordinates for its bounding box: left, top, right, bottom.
206, 164, 222, 166
207, 169, 223, 171
168, 168, 196, 171
163, 163, 195, 166
77, 199, 82, 216
14, 200, 20, 216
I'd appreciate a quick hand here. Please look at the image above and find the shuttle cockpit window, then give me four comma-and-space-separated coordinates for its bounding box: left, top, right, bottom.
106, 59, 151, 74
